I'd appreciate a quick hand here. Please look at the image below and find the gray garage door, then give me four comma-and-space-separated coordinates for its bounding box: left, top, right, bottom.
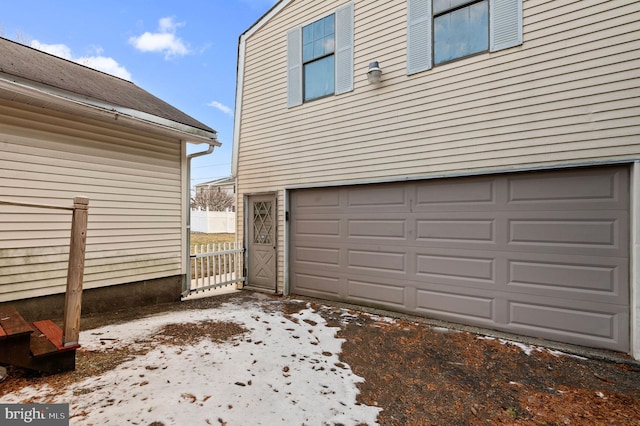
289, 166, 630, 352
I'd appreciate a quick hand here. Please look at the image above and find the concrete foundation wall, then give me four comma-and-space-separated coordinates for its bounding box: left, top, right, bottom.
0, 275, 183, 323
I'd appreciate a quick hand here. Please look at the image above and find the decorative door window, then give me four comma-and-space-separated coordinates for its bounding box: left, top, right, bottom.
253, 201, 273, 245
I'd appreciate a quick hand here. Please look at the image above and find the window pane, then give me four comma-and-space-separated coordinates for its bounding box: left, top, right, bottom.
325, 15, 335, 35
434, 0, 475, 14
468, 1, 488, 53
304, 56, 335, 101
303, 41, 314, 62
302, 15, 335, 62
302, 24, 313, 43
434, 0, 488, 64
324, 34, 335, 55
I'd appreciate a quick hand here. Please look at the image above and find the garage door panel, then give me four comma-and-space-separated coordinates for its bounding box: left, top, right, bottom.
508, 218, 626, 253
416, 219, 495, 243
415, 178, 496, 207
415, 289, 495, 321
294, 219, 341, 237
507, 168, 628, 209
348, 279, 405, 307
347, 184, 410, 210
509, 219, 616, 246
292, 273, 340, 297
348, 248, 406, 273
294, 246, 341, 267
290, 166, 630, 352
506, 299, 629, 351
508, 302, 616, 338
507, 257, 627, 302
292, 189, 341, 209
348, 218, 407, 239
416, 253, 494, 282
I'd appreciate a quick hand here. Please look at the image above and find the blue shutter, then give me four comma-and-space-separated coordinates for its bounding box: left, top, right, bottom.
490, 0, 523, 52
287, 27, 302, 108
335, 2, 354, 95
407, 0, 432, 75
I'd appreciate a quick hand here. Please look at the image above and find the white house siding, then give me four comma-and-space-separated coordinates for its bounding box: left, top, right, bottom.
236, 0, 640, 294
0, 100, 184, 302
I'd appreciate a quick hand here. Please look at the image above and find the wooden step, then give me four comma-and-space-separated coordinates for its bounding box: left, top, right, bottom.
30, 320, 80, 357
0, 306, 79, 373
0, 305, 33, 339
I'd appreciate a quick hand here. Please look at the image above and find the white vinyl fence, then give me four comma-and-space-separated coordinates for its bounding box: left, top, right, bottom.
191, 209, 236, 233
185, 241, 245, 297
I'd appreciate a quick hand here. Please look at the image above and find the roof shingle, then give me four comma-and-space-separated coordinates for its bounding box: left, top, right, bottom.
0, 37, 215, 134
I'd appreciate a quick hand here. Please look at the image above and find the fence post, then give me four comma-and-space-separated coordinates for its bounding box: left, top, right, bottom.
63, 196, 89, 346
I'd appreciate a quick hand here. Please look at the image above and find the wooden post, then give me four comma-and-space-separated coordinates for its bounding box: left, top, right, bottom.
63, 197, 89, 347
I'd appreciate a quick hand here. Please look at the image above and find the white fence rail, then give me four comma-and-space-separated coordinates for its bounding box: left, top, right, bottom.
190, 209, 236, 233
186, 242, 245, 296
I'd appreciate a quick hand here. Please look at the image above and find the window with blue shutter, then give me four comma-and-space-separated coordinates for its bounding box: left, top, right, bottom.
287, 2, 354, 107
407, 0, 522, 75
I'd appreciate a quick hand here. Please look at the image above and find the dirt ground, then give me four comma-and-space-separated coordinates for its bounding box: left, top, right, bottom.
2, 291, 640, 425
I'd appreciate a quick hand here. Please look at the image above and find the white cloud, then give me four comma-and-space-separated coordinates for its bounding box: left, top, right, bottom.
129, 17, 190, 59
30, 40, 72, 60
208, 100, 233, 116
158, 16, 181, 33
30, 40, 132, 81
77, 56, 132, 80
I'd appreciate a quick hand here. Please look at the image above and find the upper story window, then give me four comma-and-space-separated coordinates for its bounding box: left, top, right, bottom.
303, 15, 335, 101
287, 2, 354, 108
433, 0, 488, 65
407, 0, 522, 75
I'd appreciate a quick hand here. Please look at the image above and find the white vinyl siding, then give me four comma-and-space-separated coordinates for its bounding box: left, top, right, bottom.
287, 1, 354, 107
407, 0, 522, 74
237, 0, 640, 293
0, 101, 183, 302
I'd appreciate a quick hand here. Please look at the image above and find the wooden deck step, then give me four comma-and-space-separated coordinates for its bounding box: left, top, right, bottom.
30, 320, 80, 357
0, 305, 33, 339
30, 328, 58, 357
0, 306, 79, 373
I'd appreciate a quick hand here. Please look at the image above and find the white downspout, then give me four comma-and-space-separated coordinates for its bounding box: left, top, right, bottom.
183, 141, 218, 296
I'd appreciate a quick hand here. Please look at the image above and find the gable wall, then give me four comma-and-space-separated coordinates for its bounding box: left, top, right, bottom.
236, 0, 640, 292
0, 100, 184, 302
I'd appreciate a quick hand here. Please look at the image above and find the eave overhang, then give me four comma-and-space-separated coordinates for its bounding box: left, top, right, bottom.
0, 74, 220, 146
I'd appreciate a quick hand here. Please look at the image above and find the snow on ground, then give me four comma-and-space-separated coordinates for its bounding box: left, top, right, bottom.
2, 295, 381, 425
476, 336, 588, 359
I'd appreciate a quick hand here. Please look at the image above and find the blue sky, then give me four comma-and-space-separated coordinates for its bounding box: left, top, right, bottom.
1, 0, 277, 186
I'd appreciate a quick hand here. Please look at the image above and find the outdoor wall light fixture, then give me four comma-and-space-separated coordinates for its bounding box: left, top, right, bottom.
367, 61, 382, 84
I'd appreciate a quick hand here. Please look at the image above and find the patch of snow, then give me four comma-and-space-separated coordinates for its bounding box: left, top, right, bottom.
476, 335, 587, 359
2, 298, 381, 425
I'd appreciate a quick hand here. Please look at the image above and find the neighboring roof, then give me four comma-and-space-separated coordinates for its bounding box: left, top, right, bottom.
196, 176, 236, 187
0, 37, 217, 139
